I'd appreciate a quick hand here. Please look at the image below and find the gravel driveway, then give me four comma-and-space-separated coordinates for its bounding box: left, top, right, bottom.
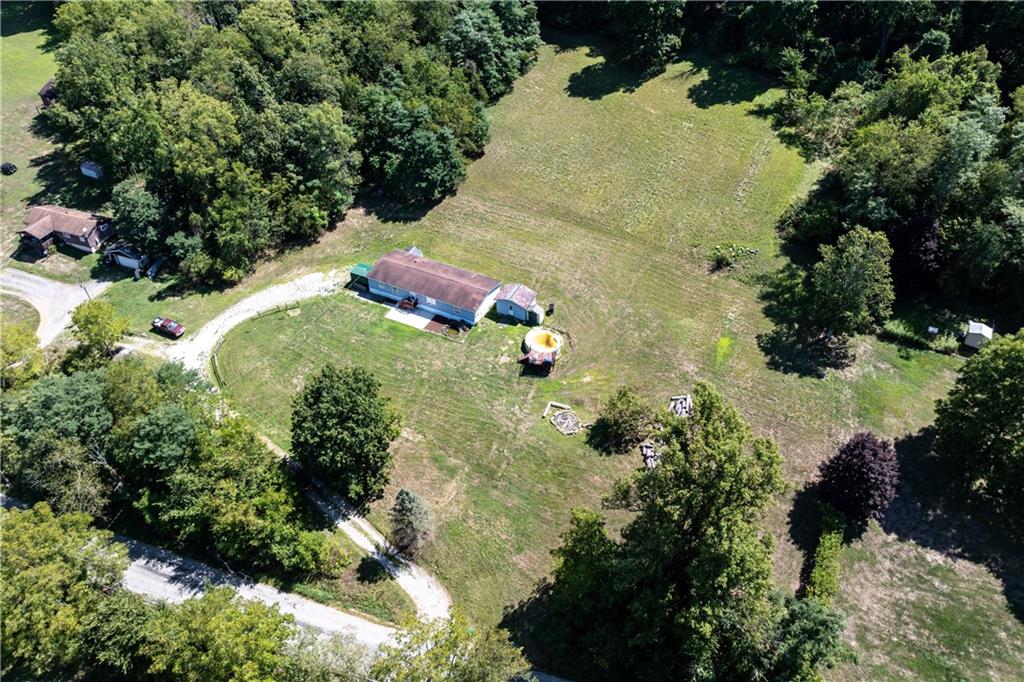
167, 270, 344, 372
0, 267, 111, 346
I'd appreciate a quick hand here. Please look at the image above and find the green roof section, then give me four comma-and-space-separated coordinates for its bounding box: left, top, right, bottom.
350, 263, 373, 278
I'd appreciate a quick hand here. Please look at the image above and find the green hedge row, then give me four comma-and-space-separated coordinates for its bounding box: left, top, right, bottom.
806, 504, 846, 606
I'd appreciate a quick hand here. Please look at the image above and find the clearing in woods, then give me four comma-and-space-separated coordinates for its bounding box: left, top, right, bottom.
215, 33, 1023, 679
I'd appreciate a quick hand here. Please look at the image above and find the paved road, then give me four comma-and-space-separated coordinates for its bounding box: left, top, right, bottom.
119, 537, 396, 649
0, 267, 110, 346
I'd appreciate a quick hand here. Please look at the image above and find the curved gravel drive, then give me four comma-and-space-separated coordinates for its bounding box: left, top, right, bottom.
0, 267, 110, 346
166, 270, 344, 371
157, 269, 453, 621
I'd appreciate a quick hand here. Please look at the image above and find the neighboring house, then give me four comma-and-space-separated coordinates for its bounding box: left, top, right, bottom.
495, 283, 545, 325
963, 321, 994, 350
367, 248, 500, 325
18, 205, 113, 254
105, 241, 149, 271
38, 79, 56, 107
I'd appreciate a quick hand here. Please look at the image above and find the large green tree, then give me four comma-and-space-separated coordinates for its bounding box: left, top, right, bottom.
371, 611, 531, 682
143, 587, 295, 682
291, 364, 400, 507
935, 330, 1024, 529
71, 300, 130, 361
0, 503, 129, 679
538, 382, 846, 679
0, 321, 43, 390
810, 226, 895, 335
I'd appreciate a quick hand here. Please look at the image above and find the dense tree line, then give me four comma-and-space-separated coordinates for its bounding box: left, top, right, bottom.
540, 1, 1023, 93
514, 383, 849, 680
48, 0, 539, 283
2, 357, 341, 577
1, 503, 528, 681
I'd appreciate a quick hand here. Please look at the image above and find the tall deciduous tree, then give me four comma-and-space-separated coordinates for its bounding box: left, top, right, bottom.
542, 382, 816, 679
291, 364, 400, 507
71, 300, 130, 360
810, 226, 894, 335
1, 321, 43, 390
818, 432, 900, 524
143, 586, 295, 682
935, 330, 1024, 529
371, 611, 531, 682
0, 504, 129, 679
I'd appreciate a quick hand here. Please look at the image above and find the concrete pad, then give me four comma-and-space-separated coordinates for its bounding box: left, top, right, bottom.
384, 306, 433, 330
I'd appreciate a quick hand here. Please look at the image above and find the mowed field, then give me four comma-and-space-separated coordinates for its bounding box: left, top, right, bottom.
1, 2, 106, 283
215, 35, 1024, 679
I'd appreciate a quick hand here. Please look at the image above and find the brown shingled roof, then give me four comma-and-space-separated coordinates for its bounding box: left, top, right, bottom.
368, 250, 499, 312
21, 205, 106, 239
496, 283, 537, 309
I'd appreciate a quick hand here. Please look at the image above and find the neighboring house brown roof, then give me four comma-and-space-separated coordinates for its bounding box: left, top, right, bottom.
496, 283, 537, 309
21, 205, 106, 239
369, 249, 499, 311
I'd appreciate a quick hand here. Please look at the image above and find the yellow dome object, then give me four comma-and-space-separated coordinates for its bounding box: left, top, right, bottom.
524, 327, 563, 357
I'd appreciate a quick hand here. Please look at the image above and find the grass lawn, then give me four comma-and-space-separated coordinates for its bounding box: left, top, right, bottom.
288, 531, 415, 626
213, 33, 1023, 678
1, 2, 109, 283
1, 292, 40, 330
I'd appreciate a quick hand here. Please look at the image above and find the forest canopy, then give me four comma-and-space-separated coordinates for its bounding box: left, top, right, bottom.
48, 0, 540, 283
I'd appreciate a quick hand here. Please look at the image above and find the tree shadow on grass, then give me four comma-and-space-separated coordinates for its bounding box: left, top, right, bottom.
754, 261, 855, 378
682, 55, 774, 109
565, 58, 651, 100
500, 580, 570, 678
27, 146, 110, 214
1, 1, 59, 50
358, 192, 439, 225
355, 556, 390, 584
881, 428, 1024, 622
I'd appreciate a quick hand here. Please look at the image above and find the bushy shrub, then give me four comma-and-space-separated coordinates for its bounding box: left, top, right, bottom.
589, 386, 657, 454
710, 242, 757, 270
880, 319, 929, 349
931, 333, 959, 354
805, 504, 845, 606
819, 432, 899, 523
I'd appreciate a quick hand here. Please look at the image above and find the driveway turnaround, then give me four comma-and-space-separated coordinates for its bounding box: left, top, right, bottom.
0, 267, 110, 346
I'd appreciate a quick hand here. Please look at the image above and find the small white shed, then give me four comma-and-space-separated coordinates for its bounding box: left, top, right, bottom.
964, 321, 993, 350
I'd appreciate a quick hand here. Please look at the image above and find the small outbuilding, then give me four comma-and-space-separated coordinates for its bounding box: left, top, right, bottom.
963, 321, 994, 350
496, 283, 545, 325
79, 161, 104, 180
105, 241, 149, 271
39, 79, 57, 107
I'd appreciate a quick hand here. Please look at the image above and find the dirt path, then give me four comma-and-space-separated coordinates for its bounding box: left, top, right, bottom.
0, 267, 110, 346
166, 270, 345, 372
